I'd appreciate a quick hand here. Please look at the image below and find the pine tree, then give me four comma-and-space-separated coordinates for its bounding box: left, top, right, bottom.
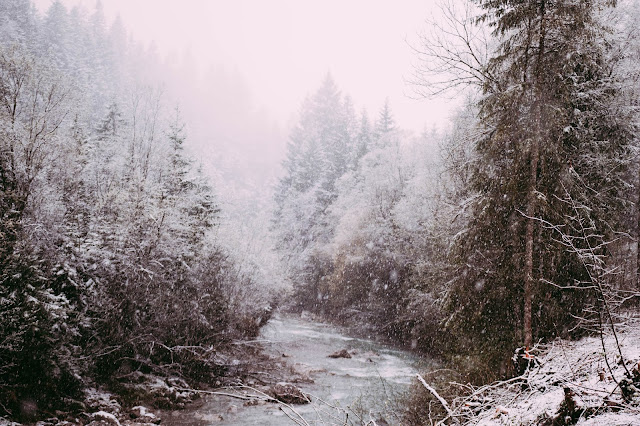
41, 1, 72, 70
374, 97, 396, 139
354, 109, 372, 167
90, 0, 106, 43
273, 75, 357, 310
165, 107, 191, 196
105, 14, 128, 92
0, 0, 36, 46
0, 145, 22, 267
162, 108, 219, 252
445, 0, 634, 374
275, 73, 346, 229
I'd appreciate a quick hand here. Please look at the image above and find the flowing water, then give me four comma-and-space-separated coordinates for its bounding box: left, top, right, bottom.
164, 314, 435, 425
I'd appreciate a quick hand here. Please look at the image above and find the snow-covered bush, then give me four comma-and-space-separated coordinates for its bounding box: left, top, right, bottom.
0, 5, 279, 420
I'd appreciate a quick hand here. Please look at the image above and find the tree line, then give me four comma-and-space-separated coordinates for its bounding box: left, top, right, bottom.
273, 0, 640, 385
0, 0, 275, 420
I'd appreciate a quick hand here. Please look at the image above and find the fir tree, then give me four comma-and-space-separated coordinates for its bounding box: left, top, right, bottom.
374, 97, 396, 139
274, 75, 358, 310
354, 109, 372, 166
445, 0, 634, 375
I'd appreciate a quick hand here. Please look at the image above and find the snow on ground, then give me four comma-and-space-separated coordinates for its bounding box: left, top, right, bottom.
465, 320, 640, 425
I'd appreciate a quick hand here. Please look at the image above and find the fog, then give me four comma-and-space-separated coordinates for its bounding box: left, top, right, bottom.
5, 1, 640, 424
35, 0, 455, 128
33, 0, 458, 196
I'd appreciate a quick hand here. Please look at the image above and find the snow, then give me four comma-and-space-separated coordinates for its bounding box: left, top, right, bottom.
84, 388, 122, 414
579, 413, 640, 425
467, 321, 640, 425
90, 411, 120, 426
476, 388, 564, 425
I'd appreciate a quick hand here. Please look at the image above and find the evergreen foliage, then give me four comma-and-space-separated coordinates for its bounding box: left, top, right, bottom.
0, 2, 273, 420
3, 0, 640, 421
274, 81, 425, 341
440, 0, 635, 377
274, 0, 640, 390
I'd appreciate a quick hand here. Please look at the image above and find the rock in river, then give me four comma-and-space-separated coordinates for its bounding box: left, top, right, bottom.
268, 382, 310, 404
328, 349, 352, 359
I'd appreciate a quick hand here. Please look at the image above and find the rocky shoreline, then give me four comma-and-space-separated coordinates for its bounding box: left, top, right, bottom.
0, 342, 309, 426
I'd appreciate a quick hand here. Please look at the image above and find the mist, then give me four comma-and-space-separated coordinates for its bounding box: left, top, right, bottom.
4, 0, 638, 424
33, 0, 456, 196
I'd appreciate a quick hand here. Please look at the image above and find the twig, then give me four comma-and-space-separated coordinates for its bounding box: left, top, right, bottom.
174, 386, 266, 401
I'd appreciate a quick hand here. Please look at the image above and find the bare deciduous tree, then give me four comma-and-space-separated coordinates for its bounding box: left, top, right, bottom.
408, 0, 492, 98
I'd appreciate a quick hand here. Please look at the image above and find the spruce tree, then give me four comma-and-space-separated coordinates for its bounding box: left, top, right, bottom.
0, 0, 36, 45
445, 0, 634, 375
273, 75, 356, 310
354, 109, 372, 167
374, 97, 396, 140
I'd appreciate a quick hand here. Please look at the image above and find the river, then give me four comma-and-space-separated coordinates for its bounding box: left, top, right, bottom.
163, 314, 435, 425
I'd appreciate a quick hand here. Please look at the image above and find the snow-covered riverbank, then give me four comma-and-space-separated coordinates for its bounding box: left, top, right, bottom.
427, 321, 640, 425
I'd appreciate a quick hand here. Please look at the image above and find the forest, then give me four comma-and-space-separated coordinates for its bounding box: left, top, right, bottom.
2, 0, 640, 425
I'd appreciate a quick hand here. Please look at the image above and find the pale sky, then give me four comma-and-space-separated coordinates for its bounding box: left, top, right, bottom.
34, 0, 458, 133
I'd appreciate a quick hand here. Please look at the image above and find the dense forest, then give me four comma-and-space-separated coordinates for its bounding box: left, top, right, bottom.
271, 0, 640, 420
0, 0, 281, 421
275, 0, 640, 375
3, 0, 640, 424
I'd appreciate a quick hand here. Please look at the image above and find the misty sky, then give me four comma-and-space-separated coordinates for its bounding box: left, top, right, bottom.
34, 0, 458, 133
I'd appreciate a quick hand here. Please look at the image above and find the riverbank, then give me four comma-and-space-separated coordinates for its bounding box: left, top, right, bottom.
162, 313, 434, 425
0, 313, 432, 426
0, 341, 281, 426
412, 319, 640, 425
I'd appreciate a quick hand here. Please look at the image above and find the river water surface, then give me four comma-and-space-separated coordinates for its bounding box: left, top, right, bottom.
164, 314, 434, 425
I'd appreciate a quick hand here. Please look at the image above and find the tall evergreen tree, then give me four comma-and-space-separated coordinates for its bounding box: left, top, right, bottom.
0, 0, 36, 47
374, 97, 396, 139
41, 1, 71, 69
445, 0, 634, 374
274, 75, 359, 309
354, 109, 372, 166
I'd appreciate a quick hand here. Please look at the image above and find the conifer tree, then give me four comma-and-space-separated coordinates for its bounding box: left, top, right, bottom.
354, 109, 372, 166
0, 0, 36, 45
274, 75, 357, 309
445, 0, 634, 372
374, 97, 396, 139
41, 1, 71, 69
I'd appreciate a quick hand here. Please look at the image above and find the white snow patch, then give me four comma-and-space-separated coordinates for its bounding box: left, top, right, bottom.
460, 318, 640, 425
91, 411, 120, 426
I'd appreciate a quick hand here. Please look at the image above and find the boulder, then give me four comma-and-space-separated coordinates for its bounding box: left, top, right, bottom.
88, 411, 120, 426
84, 389, 121, 415
129, 406, 160, 424
328, 349, 351, 359
268, 383, 310, 404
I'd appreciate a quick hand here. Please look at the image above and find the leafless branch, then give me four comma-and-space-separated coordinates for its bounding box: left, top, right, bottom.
408, 0, 494, 98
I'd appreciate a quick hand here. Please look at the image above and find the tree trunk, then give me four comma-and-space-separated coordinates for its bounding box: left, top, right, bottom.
523, 0, 547, 350
636, 166, 640, 289
524, 139, 538, 349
